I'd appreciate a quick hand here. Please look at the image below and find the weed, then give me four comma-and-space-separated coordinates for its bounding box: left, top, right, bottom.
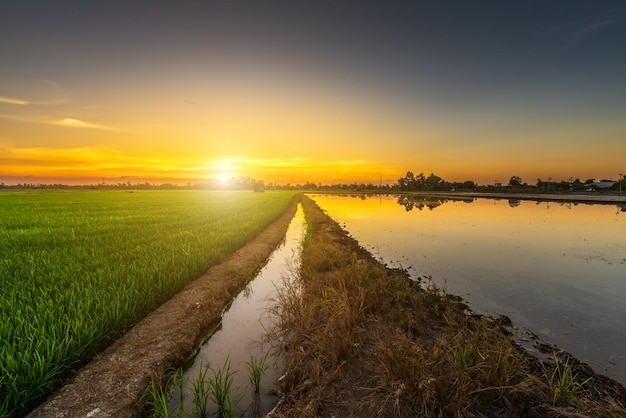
144, 369, 185, 418
541, 355, 592, 405
145, 379, 170, 418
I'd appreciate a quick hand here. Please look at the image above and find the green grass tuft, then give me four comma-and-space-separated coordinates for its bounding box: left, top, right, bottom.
542, 355, 592, 406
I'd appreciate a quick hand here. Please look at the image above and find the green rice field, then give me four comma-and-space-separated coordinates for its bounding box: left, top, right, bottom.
0, 190, 295, 417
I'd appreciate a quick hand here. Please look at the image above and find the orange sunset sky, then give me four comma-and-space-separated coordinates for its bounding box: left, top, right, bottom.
1, 1, 625, 186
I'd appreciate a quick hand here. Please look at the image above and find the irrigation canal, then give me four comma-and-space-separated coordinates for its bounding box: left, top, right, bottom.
167, 203, 306, 416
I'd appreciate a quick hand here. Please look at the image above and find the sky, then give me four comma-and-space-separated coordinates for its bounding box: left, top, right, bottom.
1, 0, 626, 186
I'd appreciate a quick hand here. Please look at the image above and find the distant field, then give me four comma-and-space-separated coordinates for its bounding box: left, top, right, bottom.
0, 190, 295, 417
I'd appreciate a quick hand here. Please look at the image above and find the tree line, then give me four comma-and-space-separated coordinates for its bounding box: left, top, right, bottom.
397, 171, 626, 192
2, 173, 624, 192
0, 177, 265, 192
397, 172, 476, 191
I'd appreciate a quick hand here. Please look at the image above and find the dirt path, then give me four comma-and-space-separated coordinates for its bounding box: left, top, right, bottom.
27, 199, 298, 418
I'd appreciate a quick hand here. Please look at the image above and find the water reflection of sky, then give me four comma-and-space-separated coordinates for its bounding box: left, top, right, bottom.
310, 194, 626, 384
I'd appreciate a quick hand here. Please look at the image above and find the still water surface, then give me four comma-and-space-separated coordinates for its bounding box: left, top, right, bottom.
310, 194, 626, 383
168, 204, 305, 416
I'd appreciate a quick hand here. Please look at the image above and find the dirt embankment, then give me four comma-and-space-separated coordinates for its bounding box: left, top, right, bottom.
27, 198, 298, 418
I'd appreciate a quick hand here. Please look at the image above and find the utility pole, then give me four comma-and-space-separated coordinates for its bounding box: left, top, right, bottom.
620, 170, 623, 192
548, 176, 551, 192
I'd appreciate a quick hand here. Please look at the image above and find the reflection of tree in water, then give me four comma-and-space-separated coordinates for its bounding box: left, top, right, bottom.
397, 196, 416, 211
396, 196, 448, 211
508, 199, 521, 208
340, 194, 382, 200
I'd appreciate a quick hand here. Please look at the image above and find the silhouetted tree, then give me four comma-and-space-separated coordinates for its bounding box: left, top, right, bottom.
509, 176, 523, 187
253, 180, 263, 192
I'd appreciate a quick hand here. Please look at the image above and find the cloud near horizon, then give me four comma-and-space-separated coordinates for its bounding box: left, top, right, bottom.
0, 144, 160, 175
0, 96, 30, 105
191, 157, 399, 183
0, 94, 69, 106
187, 157, 376, 174
0, 145, 396, 184
0, 114, 122, 131
52, 118, 112, 130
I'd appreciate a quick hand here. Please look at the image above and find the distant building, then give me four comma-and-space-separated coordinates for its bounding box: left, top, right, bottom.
586, 181, 615, 190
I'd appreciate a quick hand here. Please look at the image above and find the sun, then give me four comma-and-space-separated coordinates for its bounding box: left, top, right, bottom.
214, 173, 232, 183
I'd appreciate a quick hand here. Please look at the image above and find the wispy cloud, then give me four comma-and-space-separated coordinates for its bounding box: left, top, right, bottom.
0, 144, 159, 175
0, 79, 70, 106
0, 114, 122, 131
0, 96, 30, 105
52, 118, 111, 130
0, 114, 48, 123
0, 95, 69, 106
562, 17, 622, 50
179, 157, 371, 174
579, 18, 617, 36
42, 79, 64, 89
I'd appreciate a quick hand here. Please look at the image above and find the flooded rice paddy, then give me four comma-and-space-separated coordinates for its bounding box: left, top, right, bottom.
310, 194, 626, 384
168, 204, 306, 416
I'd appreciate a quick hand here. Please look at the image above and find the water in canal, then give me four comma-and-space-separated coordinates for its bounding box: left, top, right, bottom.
310, 194, 626, 383
167, 203, 306, 416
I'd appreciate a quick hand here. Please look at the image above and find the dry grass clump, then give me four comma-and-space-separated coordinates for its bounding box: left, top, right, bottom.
269, 196, 626, 417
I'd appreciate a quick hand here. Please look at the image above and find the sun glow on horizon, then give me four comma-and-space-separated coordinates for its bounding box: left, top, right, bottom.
0, 143, 405, 185
213, 173, 233, 184
1, 141, 622, 187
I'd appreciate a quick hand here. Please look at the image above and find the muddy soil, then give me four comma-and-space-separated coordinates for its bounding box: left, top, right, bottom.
27, 200, 298, 418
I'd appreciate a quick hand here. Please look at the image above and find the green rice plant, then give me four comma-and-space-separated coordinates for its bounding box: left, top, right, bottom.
0, 190, 295, 417
191, 364, 210, 417
146, 379, 171, 418
144, 368, 187, 418
172, 369, 186, 418
541, 355, 592, 405
192, 364, 211, 417
245, 352, 270, 398
207, 356, 242, 418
